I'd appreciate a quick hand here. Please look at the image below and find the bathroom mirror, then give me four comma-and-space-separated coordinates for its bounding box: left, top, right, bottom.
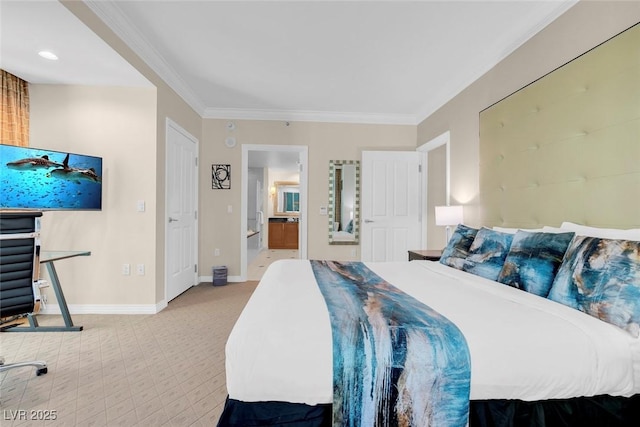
273, 181, 300, 216
328, 160, 360, 244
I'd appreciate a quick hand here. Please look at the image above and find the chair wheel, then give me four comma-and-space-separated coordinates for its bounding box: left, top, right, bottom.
36, 367, 48, 376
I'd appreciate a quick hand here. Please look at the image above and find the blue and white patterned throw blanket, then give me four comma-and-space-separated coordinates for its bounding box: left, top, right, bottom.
310, 260, 471, 427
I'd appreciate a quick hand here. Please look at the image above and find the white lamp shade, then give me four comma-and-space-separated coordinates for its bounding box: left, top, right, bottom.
435, 205, 463, 226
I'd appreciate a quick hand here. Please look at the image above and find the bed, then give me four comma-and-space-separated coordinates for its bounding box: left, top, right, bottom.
218, 222, 640, 426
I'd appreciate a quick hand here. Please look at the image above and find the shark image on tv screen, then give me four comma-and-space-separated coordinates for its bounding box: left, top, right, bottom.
0, 144, 103, 211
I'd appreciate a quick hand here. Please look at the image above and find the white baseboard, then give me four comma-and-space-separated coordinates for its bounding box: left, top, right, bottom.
36, 280, 245, 316
39, 302, 165, 315
156, 299, 168, 312
198, 275, 242, 283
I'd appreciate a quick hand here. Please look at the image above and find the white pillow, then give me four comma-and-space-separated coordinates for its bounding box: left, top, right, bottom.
559, 221, 640, 240
492, 226, 544, 234
541, 226, 570, 234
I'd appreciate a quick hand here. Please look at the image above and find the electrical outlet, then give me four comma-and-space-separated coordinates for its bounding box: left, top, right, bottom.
214, 248, 220, 256
350, 248, 357, 257
137, 264, 145, 275
122, 263, 131, 275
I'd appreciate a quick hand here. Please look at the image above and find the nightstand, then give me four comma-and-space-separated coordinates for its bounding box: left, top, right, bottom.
408, 249, 442, 261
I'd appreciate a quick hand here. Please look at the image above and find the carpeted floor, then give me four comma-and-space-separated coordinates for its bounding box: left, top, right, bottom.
0, 280, 258, 426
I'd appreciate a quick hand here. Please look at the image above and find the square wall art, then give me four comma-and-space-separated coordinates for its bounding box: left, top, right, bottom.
212, 164, 231, 189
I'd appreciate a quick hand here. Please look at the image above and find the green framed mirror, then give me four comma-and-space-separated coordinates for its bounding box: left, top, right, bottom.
328, 160, 360, 245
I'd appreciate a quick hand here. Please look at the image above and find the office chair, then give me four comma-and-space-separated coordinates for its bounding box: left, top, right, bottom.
0, 236, 48, 376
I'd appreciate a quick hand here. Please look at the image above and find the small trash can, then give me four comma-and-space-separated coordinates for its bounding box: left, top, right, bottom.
212, 265, 228, 286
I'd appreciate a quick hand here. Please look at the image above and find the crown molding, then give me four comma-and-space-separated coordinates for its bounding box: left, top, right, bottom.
83, 0, 417, 125
84, 0, 206, 116
498, 0, 578, 63
203, 107, 419, 125
84, 0, 576, 127
415, 0, 578, 124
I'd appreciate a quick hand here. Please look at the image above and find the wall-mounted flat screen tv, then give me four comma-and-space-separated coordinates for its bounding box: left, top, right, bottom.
0, 144, 102, 211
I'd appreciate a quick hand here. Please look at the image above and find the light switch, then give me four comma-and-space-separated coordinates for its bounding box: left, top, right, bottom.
227, 205, 233, 213
137, 200, 145, 212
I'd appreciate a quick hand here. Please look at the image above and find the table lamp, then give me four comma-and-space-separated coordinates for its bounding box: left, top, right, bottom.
435, 205, 464, 242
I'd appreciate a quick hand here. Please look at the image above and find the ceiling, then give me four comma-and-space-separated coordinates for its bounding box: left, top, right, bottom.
1, 0, 578, 126
0, 1, 150, 88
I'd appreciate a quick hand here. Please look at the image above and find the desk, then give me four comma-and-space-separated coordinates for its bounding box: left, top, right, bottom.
5, 250, 89, 332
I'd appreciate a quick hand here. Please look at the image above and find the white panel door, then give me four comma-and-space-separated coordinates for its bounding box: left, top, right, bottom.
166, 120, 198, 302
361, 151, 422, 262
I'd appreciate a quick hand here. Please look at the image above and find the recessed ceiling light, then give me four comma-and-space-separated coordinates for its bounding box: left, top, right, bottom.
38, 51, 58, 61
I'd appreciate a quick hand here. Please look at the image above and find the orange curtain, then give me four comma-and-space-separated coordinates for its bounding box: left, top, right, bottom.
1, 69, 30, 147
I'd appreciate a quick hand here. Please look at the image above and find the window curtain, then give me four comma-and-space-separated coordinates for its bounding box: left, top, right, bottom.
284, 192, 299, 212
1, 69, 30, 147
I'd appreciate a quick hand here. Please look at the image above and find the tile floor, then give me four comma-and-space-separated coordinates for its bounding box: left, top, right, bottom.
247, 249, 299, 281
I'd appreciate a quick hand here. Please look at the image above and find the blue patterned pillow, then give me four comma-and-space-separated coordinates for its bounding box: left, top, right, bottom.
497, 230, 575, 297
547, 236, 640, 337
439, 224, 478, 269
346, 220, 353, 233
461, 228, 513, 281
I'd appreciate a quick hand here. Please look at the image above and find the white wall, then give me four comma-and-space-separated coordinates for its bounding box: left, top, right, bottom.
42, 0, 639, 309
199, 119, 417, 275
30, 85, 158, 311
417, 1, 640, 228
62, 0, 203, 308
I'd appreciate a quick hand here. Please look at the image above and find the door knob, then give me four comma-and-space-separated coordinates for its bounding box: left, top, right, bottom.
364, 219, 374, 223
169, 217, 178, 223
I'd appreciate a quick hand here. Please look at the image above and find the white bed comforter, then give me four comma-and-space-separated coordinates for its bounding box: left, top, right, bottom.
226, 259, 640, 405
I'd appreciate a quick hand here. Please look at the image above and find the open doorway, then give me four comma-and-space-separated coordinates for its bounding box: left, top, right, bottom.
240, 144, 308, 281
418, 131, 451, 249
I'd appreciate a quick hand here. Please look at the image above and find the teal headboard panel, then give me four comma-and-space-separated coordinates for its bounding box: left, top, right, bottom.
479, 23, 640, 229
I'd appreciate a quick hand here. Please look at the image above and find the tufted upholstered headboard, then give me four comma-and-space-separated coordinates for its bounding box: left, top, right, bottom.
479, 23, 640, 229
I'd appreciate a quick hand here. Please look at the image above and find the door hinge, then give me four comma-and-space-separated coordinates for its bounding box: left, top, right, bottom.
194, 264, 198, 273
195, 157, 198, 167
418, 164, 422, 173
194, 210, 198, 220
